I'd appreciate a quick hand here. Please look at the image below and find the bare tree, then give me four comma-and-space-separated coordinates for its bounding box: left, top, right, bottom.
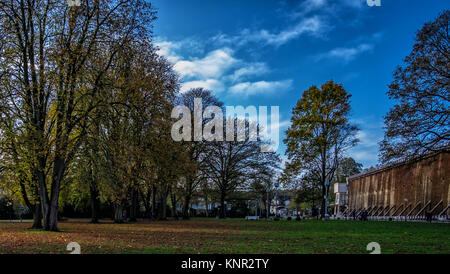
177, 88, 223, 219
204, 120, 280, 218
380, 10, 450, 163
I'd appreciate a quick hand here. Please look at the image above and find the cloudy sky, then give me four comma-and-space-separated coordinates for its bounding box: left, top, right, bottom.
152, 0, 449, 168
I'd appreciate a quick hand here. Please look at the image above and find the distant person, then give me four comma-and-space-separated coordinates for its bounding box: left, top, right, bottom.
425, 211, 432, 222
361, 210, 368, 221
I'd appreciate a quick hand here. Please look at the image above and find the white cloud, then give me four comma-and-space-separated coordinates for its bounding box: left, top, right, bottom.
209, 0, 369, 50
250, 16, 326, 46
289, 0, 366, 20
174, 48, 237, 79
179, 79, 225, 93
213, 16, 327, 48
289, 0, 327, 19
348, 117, 384, 168
156, 40, 290, 97
228, 62, 270, 82
317, 43, 374, 63
274, 119, 291, 131
351, 150, 376, 163
229, 80, 293, 96
308, 0, 327, 7
355, 130, 380, 147
155, 41, 181, 63
287, 0, 368, 36
342, 0, 364, 9
155, 38, 206, 64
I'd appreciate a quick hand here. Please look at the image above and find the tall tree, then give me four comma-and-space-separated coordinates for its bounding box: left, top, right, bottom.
177, 88, 223, 219
0, 0, 156, 230
93, 38, 179, 223
284, 80, 358, 218
380, 10, 450, 163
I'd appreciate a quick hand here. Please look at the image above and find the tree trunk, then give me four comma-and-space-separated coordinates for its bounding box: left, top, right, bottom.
320, 146, 328, 219
129, 188, 138, 222
182, 177, 195, 219
159, 194, 168, 220
44, 157, 65, 231
31, 204, 43, 229
89, 156, 101, 223
152, 186, 157, 220
90, 197, 100, 224
114, 203, 124, 223
321, 183, 326, 218
90, 186, 101, 223
182, 194, 191, 220
204, 193, 209, 217
46, 201, 59, 231
142, 189, 152, 219
171, 193, 178, 220
312, 196, 317, 217
219, 192, 226, 219
46, 193, 60, 231
37, 165, 50, 230
19, 178, 42, 229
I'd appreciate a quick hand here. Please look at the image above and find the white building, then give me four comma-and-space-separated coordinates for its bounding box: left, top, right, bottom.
333, 183, 348, 216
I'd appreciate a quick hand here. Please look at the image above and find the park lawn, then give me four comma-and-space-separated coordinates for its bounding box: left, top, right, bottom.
0, 218, 448, 254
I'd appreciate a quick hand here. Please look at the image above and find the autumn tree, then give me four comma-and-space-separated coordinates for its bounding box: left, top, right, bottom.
148, 94, 191, 220
0, 134, 42, 229
89, 38, 179, 222
152, 135, 190, 220
0, 123, 44, 228
0, 0, 156, 230
380, 10, 450, 163
284, 81, 358, 218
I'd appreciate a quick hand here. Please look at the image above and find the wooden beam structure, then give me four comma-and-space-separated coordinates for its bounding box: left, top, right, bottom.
347, 148, 449, 219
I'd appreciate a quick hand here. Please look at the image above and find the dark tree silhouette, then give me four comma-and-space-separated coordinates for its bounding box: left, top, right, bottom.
380, 10, 450, 163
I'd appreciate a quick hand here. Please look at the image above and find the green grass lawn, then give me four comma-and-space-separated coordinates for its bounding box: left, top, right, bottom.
0, 218, 448, 254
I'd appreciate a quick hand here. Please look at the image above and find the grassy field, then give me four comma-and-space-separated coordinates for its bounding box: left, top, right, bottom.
0, 218, 448, 254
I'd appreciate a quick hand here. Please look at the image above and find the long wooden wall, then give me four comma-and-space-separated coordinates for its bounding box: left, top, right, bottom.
348, 150, 450, 216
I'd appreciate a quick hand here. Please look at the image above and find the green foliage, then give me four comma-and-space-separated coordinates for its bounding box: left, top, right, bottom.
283, 80, 358, 217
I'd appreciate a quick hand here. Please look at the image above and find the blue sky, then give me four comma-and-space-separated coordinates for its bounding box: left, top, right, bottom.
152, 0, 449, 168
